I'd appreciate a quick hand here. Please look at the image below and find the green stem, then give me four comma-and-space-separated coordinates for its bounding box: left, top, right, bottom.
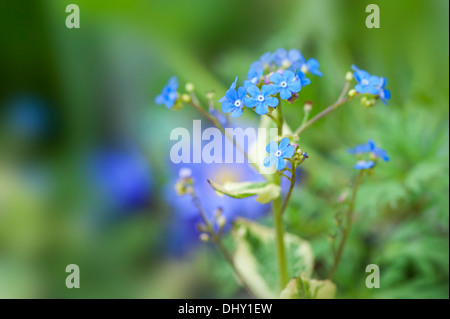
273, 179, 288, 289
294, 82, 353, 137
190, 190, 256, 297
280, 165, 296, 217
273, 100, 289, 290
328, 170, 364, 280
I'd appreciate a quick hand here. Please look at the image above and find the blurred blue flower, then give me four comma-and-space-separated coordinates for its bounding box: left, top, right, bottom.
303, 59, 322, 76
90, 145, 153, 213
218, 77, 246, 118
155, 76, 178, 108
264, 137, 295, 171
244, 85, 278, 115
270, 70, 302, 99
348, 139, 389, 162
352, 65, 381, 95
273, 48, 302, 68
209, 107, 228, 126
295, 70, 311, 87
244, 67, 264, 88
166, 133, 270, 255
250, 51, 273, 71
354, 160, 375, 170
377, 77, 391, 105
5, 95, 52, 139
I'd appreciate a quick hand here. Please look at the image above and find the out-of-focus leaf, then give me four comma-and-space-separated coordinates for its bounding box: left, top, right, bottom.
280, 274, 336, 299
208, 180, 280, 204
232, 218, 314, 298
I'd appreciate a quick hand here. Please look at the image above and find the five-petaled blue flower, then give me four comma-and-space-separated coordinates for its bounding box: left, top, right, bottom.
348, 139, 389, 165
244, 67, 264, 88
293, 53, 322, 76
270, 70, 302, 99
264, 137, 295, 171
218, 77, 246, 118
354, 160, 375, 170
155, 76, 178, 108
352, 65, 381, 95
244, 85, 278, 115
273, 49, 302, 68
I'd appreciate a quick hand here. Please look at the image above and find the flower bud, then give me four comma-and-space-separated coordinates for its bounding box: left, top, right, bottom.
304, 101, 313, 113
345, 71, 353, 82
181, 93, 191, 103
364, 99, 376, 108
185, 82, 195, 93
206, 91, 215, 100
199, 233, 210, 242
217, 215, 226, 229
348, 89, 357, 97
360, 96, 368, 105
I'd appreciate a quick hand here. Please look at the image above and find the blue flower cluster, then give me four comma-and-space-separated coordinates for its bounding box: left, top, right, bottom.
218, 49, 322, 116
155, 76, 179, 108
352, 65, 391, 105
348, 139, 389, 170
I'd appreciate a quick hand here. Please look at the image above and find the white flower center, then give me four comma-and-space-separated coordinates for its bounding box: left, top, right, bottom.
234, 100, 241, 107
280, 81, 287, 88
257, 95, 265, 102
301, 65, 309, 74
282, 59, 291, 68
275, 150, 282, 157
361, 79, 369, 86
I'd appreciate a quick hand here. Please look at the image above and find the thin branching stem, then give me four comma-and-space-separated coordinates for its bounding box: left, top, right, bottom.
328, 170, 364, 280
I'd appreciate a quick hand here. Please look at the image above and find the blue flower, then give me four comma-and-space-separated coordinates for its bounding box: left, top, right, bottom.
218, 77, 246, 118
292, 53, 322, 76
6, 95, 52, 140
244, 85, 278, 115
264, 137, 295, 171
155, 76, 178, 108
354, 160, 375, 170
295, 70, 311, 87
90, 145, 153, 213
250, 51, 273, 71
352, 65, 381, 95
273, 48, 302, 68
348, 139, 389, 162
377, 77, 391, 105
270, 70, 302, 99
244, 67, 264, 88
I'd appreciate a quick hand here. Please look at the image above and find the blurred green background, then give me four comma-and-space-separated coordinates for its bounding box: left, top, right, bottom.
0, 0, 448, 298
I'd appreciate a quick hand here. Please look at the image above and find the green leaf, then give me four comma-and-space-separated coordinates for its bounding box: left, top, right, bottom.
232, 218, 314, 298
280, 274, 336, 299
208, 180, 280, 204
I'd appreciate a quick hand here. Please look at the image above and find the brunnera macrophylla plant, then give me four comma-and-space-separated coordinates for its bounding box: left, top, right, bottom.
155, 48, 391, 299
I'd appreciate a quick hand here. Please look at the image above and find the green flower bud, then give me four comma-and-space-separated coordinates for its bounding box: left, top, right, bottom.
345, 71, 353, 82
206, 91, 215, 100
185, 82, 195, 93
348, 89, 357, 97
181, 93, 191, 103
